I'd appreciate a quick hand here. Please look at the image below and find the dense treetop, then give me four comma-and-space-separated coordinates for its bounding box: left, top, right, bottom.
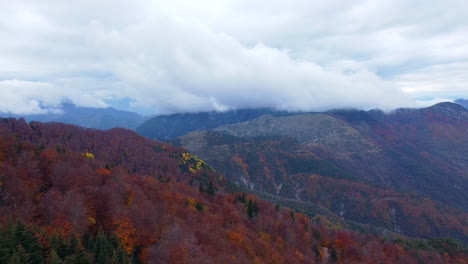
0, 118, 466, 263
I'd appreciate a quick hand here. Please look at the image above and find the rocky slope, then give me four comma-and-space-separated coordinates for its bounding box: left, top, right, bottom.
172, 102, 468, 242
136, 108, 293, 140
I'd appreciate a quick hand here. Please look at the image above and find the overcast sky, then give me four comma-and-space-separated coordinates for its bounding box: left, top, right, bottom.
1, 0, 467, 115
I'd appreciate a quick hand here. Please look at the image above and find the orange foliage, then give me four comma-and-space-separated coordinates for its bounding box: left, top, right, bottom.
96, 167, 111, 176
42, 148, 58, 161
0, 118, 464, 264
227, 230, 243, 246
114, 217, 136, 255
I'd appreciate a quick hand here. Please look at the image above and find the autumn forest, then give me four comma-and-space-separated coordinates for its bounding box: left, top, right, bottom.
0, 118, 466, 263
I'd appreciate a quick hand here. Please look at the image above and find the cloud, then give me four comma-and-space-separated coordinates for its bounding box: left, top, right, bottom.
0, 80, 107, 114
0, 0, 467, 115
396, 62, 468, 98
89, 17, 413, 113
0, 80, 62, 114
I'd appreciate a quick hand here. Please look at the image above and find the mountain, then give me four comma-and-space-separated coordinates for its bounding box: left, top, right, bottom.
455, 99, 468, 109
1, 102, 143, 130
172, 102, 468, 242
2, 118, 464, 263
136, 108, 294, 140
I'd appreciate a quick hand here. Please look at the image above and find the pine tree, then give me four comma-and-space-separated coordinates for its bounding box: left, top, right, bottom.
247, 198, 259, 219
68, 233, 79, 256
198, 182, 205, 193
235, 193, 246, 204
131, 245, 143, 264
110, 233, 130, 264
82, 233, 93, 252
0, 225, 11, 263
330, 247, 338, 262
290, 210, 295, 222
206, 181, 215, 196
13, 222, 44, 264
10, 244, 30, 264
49, 233, 67, 259
65, 245, 91, 264
275, 203, 281, 213
253, 200, 259, 216
94, 228, 112, 264
47, 249, 63, 264
111, 246, 129, 264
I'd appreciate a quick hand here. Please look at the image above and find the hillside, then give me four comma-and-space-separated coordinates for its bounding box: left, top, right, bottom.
172, 103, 468, 242
0, 118, 465, 263
136, 109, 293, 140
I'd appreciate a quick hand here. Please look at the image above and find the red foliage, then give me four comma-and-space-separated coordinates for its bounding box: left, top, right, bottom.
0, 118, 465, 263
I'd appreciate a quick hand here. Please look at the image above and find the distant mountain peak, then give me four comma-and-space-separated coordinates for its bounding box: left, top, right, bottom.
0, 102, 143, 130
425, 101, 468, 119
455, 98, 468, 109
429, 101, 464, 109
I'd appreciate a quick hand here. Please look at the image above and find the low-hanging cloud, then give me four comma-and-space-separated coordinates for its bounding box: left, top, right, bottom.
0, 0, 467, 115
90, 17, 412, 113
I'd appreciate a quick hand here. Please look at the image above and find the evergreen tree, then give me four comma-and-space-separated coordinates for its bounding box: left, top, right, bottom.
47, 249, 63, 264
0, 225, 11, 263
49, 233, 68, 259
82, 233, 93, 252
110, 233, 130, 264
13, 222, 44, 264
131, 245, 143, 264
65, 245, 91, 264
253, 200, 259, 216
9, 244, 30, 264
94, 228, 113, 264
235, 193, 246, 204
195, 201, 204, 212
68, 233, 79, 256
198, 182, 205, 193
206, 181, 215, 196
330, 248, 338, 262
275, 203, 281, 213
247, 198, 259, 219
111, 246, 129, 264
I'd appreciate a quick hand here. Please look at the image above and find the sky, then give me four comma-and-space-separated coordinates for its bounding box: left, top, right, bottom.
0, 0, 467, 115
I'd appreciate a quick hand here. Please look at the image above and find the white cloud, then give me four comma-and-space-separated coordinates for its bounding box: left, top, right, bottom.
0, 80, 107, 114
0, 0, 467, 115
397, 62, 468, 98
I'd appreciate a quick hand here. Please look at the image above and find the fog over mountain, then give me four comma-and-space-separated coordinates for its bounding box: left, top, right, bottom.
0, 102, 143, 130
1, 0, 467, 115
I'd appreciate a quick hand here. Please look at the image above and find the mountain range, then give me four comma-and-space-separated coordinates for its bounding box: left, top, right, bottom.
135, 99, 468, 139
0, 102, 143, 130
167, 102, 468, 242
2, 99, 467, 133
136, 108, 295, 140
1, 100, 467, 250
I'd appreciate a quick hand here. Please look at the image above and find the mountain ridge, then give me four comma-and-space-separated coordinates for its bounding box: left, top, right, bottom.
1, 102, 143, 130
172, 102, 468, 242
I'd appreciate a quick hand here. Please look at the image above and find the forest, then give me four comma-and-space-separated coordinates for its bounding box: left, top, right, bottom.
0, 118, 466, 263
